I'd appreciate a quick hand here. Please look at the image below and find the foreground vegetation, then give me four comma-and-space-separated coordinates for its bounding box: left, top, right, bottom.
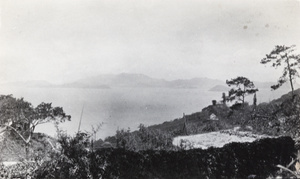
35, 136, 296, 179
0, 133, 296, 178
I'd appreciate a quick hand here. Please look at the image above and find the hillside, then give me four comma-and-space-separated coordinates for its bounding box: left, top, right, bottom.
269, 88, 300, 104
148, 88, 300, 137
148, 103, 232, 136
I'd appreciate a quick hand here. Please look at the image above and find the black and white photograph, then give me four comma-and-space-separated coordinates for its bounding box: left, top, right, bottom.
0, 0, 300, 178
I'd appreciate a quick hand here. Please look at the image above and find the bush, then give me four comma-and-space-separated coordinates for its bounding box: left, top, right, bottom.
32, 133, 295, 178
97, 136, 295, 179
107, 124, 174, 151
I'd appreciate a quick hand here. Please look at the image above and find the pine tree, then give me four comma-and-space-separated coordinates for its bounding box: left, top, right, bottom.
261, 45, 300, 96
226, 76, 258, 104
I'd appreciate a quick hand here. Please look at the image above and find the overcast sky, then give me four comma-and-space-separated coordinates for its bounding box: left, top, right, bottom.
1, 0, 300, 84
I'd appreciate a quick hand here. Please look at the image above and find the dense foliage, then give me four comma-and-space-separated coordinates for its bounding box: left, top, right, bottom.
34, 132, 101, 179
105, 124, 174, 151
34, 136, 295, 179
248, 89, 300, 138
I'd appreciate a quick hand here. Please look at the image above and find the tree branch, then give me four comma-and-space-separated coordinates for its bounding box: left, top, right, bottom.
1, 124, 29, 144
277, 164, 300, 178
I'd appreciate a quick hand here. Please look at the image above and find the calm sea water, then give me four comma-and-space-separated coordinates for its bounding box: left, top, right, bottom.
0, 87, 289, 139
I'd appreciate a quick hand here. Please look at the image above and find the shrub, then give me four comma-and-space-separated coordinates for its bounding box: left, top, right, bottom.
98, 136, 295, 179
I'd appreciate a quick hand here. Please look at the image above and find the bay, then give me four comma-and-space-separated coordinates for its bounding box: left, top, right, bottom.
0, 86, 289, 139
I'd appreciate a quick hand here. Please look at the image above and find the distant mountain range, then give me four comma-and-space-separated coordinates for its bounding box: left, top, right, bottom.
2, 73, 298, 91
60, 73, 226, 90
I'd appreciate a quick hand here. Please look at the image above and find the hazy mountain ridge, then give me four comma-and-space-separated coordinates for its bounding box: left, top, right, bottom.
63, 73, 168, 88
2, 73, 298, 90
61, 73, 226, 90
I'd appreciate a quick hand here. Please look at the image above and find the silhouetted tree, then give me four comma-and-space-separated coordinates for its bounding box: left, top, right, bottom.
182, 113, 188, 135
261, 45, 300, 96
253, 93, 257, 106
222, 92, 226, 104
226, 76, 258, 104
212, 100, 217, 106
